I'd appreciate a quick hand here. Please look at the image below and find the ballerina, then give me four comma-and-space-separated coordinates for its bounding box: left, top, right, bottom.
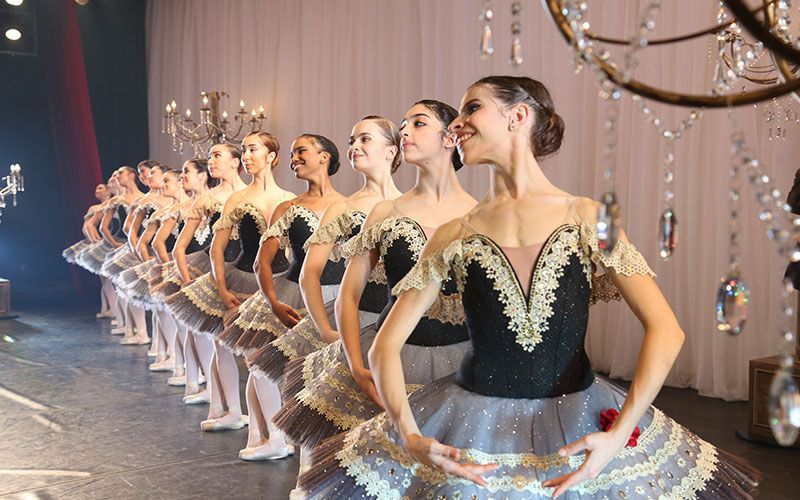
217, 133, 347, 461
272, 103, 476, 461
299, 76, 760, 499
165, 133, 293, 431
63, 181, 114, 317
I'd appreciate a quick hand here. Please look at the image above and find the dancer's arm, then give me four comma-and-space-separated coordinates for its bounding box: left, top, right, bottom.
152, 215, 177, 264
210, 195, 239, 310
126, 206, 147, 252
100, 205, 122, 247
136, 220, 158, 261
83, 209, 102, 242
545, 202, 684, 497
173, 197, 206, 284
255, 201, 300, 328
337, 202, 391, 406
368, 220, 496, 486
298, 201, 348, 342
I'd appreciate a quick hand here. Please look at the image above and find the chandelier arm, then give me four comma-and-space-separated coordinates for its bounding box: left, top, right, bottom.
587, 0, 778, 46
763, 0, 800, 104
543, 0, 800, 107
723, 0, 800, 65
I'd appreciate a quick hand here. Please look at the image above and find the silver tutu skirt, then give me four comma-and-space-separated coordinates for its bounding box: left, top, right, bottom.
300, 375, 759, 500
249, 307, 379, 384
217, 279, 339, 357
117, 259, 159, 309
149, 251, 211, 306
63, 239, 91, 264
76, 240, 116, 275
101, 245, 141, 282
164, 263, 259, 337
273, 324, 471, 449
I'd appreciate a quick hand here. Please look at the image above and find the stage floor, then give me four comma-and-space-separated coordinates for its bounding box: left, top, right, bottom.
0, 307, 796, 499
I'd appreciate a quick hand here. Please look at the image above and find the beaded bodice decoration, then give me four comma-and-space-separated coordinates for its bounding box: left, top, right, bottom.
135, 202, 160, 237
341, 214, 467, 346
262, 204, 344, 284
213, 201, 288, 273
304, 209, 385, 313
394, 220, 654, 399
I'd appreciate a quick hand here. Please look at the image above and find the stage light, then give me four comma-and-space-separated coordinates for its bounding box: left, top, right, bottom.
4, 0, 24, 6
74, 0, 89, 4
4, 28, 21, 41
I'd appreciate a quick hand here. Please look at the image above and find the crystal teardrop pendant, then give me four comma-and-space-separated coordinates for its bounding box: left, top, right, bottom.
597, 191, 620, 255
510, 36, 523, 66
657, 207, 678, 259
768, 367, 800, 446
480, 25, 494, 60
715, 272, 750, 335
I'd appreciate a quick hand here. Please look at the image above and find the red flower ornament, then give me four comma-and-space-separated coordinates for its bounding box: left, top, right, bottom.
599, 408, 640, 447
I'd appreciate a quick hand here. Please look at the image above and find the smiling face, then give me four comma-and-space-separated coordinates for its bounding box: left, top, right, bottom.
399, 103, 454, 166
241, 134, 277, 176
290, 136, 326, 180
450, 84, 512, 167
207, 144, 239, 179
347, 120, 397, 174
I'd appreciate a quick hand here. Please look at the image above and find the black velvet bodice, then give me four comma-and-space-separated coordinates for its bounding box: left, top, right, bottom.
112, 204, 127, 239
235, 211, 268, 272
206, 210, 241, 261
347, 213, 385, 314
453, 225, 594, 399
182, 218, 205, 254
372, 217, 467, 347
282, 206, 345, 284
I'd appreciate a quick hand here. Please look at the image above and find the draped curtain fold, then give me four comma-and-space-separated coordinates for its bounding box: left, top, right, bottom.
146, 0, 798, 400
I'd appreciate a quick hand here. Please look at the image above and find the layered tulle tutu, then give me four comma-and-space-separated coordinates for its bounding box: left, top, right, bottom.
101, 245, 141, 282
249, 308, 380, 384
217, 278, 339, 356
62, 239, 91, 264
148, 251, 211, 304
76, 240, 117, 275
273, 324, 470, 449
117, 258, 159, 308
164, 263, 259, 337
300, 375, 760, 499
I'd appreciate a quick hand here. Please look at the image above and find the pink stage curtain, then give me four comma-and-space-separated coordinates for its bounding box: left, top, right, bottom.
41, 1, 103, 295
145, 0, 798, 400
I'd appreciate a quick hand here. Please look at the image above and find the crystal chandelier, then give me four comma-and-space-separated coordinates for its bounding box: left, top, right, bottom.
162, 90, 267, 156
488, 0, 800, 446
0, 164, 24, 224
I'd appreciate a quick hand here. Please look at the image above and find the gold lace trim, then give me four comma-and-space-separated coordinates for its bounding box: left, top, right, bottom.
340, 217, 426, 260
392, 238, 465, 295
304, 210, 366, 261
337, 407, 713, 497
579, 221, 655, 278
369, 261, 387, 285
181, 273, 227, 317
260, 204, 319, 248
272, 315, 328, 360
423, 293, 464, 325
192, 202, 223, 247
212, 202, 268, 241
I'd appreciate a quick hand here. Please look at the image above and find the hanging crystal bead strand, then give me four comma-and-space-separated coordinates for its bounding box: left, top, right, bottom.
658, 137, 678, 259
597, 90, 622, 255
716, 129, 750, 335
479, 1, 494, 60
731, 123, 800, 445
509, 1, 523, 67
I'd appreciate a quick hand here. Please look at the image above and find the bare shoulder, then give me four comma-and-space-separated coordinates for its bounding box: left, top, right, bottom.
362, 199, 397, 227
574, 196, 600, 223
319, 199, 349, 225
221, 191, 245, 213
269, 199, 295, 225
